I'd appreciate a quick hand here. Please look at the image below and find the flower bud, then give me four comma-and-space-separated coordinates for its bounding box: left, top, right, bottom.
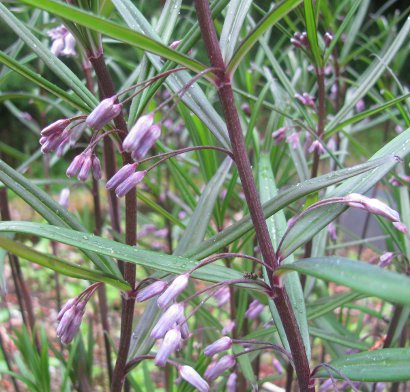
86, 96, 122, 130
157, 274, 189, 309
41, 119, 70, 137
66, 154, 86, 178
136, 280, 168, 302
308, 140, 326, 155
245, 300, 264, 320
77, 153, 93, 181
393, 221, 407, 233
213, 286, 230, 307
131, 124, 161, 161
58, 188, 70, 209
273, 358, 284, 374
222, 320, 235, 335
204, 355, 236, 381
286, 132, 299, 150
151, 303, 184, 339
62, 33, 76, 56
204, 336, 232, 357
115, 170, 147, 198
106, 163, 138, 190
51, 37, 65, 56
327, 223, 337, 242
57, 297, 76, 320
92, 155, 102, 180
169, 40, 182, 50
155, 328, 182, 366
57, 301, 86, 345
179, 366, 209, 392
379, 252, 394, 267
343, 194, 400, 222
123, 113, 154, 153
227, 373, 237, 392
272, 127, 287, 144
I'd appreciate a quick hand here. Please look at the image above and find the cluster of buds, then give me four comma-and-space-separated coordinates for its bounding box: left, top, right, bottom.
295, 92, 315, 107
56, 283, 101, 345
291, 31, 309, 49
379, 252, 394, 268
48, 25, 76, 57
122, 114, 161, 161
40, 119, 72, 155
66, 151, 101, 181
105, 163, 146, 197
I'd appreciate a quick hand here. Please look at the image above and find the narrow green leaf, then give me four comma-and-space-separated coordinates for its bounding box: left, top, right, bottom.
0, 222, 254, 286
0, 52, 88, 111
258, 154, 310, 359
0, 236, 129, 290
227, 0, 303, 74
184, 156, 390, 259
0, 160, 121, 277
276, 257, 410, 305
280, 130, 410, 258
326, 17, 410, 131
309, 326, 370, 351
304, 0, 322, 67
18, 0, 207, 75
312, 348, 410, 382
174, 158, 232, 255
219, 0, 253, 63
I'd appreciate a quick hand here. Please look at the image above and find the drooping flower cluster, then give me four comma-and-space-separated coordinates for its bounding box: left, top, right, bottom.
48, 25, 76, 57
290, 31, 309, 49
66, 151, 101, 181
105, 163, 146, 197
56, 283, 101, 345
122, 113, 161, 161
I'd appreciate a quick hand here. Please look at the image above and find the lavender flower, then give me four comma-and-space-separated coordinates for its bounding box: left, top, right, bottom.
393, 221, 408, 233
286, 132, 299, 150
92, 155, 102, 181
131, 124, 162, 161
389, 177, 403, 187
123, 113, 154, 153
151, 303, 184, 339
169, 40, 182, 49
48, 26, 76, 57
40, 119, 71, 154
291, 32, 309, 48
272, 358, 284, 374
77, 153, 93, 182
204, 355, 236, 381
106, 163, 138, 190
308, 140, 326, 155
379, 252, 394, 267
245, 300, 264, 320
58, 188, 70, 209
115, 170, 147, 197
155, 328, 182, 366
272, 127, 287, 144
41, 119, 70, 137
57, 300, 86, 345
355, 99, 365, 113
227, 373, 237, 392
295, 92, 315, 107
66, 153, 86, 178
157, 274, 189, 309
204, 336, 232, 357
343, 194, 400, 222
179, 366, 209, 392
213, 286, 230, 307
86, 96, 122, 130
136, 280, 168, 302
327, 222, 337, 242
222, 320, 235, 335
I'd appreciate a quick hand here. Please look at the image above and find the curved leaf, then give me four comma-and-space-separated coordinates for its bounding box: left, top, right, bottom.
313, 348, 410, 382
276, 257, 410, 305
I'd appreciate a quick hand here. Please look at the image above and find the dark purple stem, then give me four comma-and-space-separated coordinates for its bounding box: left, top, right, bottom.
193, 1, 313, 390
89, 53, 137, 392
